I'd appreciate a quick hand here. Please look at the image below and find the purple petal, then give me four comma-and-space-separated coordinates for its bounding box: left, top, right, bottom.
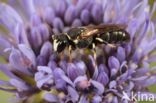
119, 61, 127, 74
131, 75, 148, 81
97, 72, 109, 86
67, 63, 81, 81
89, 55, 96, 68
64, 5, 78, 25
36, 55, 47, 66
132, 66, 156, 77
0, 4, 23, 31
36, 75, 53, 89
14, 23, 30, 47
118, 72, 129, 84
92, 95, 102, 103
109, 80, 117, 89
134, 76, 156, 87
103, 1, 113, 23
44, 93, 59, 102
38, 23, 50, 41
54, 68, 74, 86
55, 0, 67, 17
125, 44, 131, 57
43, 7, 55, 25
0, 37, 11, 59
30, 13, 42, 26
40, 41, 52, 59
10, 79, 29, 90
33, 0, 55, 8
72, 19, 82, 27
9, 48, 32, 76
90, 79, 104, 95
34, 72, 44, 81
75, 61, 87, 75
116, 47, 126, 62
37, 66, 52, 74
80, 9, 90, 25
35, 66, 54, 89
18, 44, 36, 67
0, 63, 21, 81
85, 0, 94, 10
108, 56, 120, 70
110, 68, 118, 78
123, 81, 134, 91
68, 86, 79, 101
0, 87, 16, 93
48, 60, 57, 71
29, 27, 42, 52
53, 17, 64, 31
53, 68, 65, 80
79, 95, 89, 103
59, 60, 67, 72
91, 4, 103, 24
0, 80, 12, 87
63, 26, 70, 33
112, 96, 118, 103
52, 28, 60, 34
98, 64, 109, 74
74, 75, 87, 87
127, 18, 139, 39
50, 54, 60, 63
20, 0, 36, 18
61, 75, 74, 87
76, 0, 89, 11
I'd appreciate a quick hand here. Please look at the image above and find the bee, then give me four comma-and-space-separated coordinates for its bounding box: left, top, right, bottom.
52, 24, 130, 65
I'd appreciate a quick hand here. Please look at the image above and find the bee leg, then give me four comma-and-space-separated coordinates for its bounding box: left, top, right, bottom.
58, 51, 64, 65
91, 43, 97, 68
96, 37, 116, 48
107, 43, 116, 48
68, 45, 72, 65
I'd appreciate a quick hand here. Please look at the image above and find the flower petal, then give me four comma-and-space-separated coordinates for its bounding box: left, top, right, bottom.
43, 7, 55, 25
30, 13, 41, 26
40, 41, 52, 60
64, 5, 78, 25
55, 0, 67, 18
97, 72, 109, 86
67, 63, 81, 81
108, 56, 120, 70
0, 3, 23, 31
10, 79, 29, 90
53, 17, 64, 31
92, 95, 102, 103
72, 19, 82, 27
14, 23, 30, 47
44, 93, 59, 102
18, 44, 36, 67
68, 86, 79, 101
80, 9, 90, 25
90, 79, 104, 95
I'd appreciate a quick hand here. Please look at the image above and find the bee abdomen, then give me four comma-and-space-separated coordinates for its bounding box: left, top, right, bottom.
99, 30, 130, 44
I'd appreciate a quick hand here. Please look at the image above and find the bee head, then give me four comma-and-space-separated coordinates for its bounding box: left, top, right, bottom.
52, 33, 69, 53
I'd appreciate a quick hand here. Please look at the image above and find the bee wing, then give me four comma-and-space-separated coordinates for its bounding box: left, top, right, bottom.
80, 24, 128, 38
82, 24, 127, 30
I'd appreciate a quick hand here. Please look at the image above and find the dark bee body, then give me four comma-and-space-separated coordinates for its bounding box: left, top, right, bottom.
52, 24, 130, 53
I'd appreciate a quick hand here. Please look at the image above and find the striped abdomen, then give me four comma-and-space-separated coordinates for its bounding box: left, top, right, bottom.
99, 30, 130, 44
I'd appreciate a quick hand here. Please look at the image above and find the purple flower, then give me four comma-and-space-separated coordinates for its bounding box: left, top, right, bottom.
0, 0, 156, 103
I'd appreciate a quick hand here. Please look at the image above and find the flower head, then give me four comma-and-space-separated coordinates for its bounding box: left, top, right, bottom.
0, 0, 156, 103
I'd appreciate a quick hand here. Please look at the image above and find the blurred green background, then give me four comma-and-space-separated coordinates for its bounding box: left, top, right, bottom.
0, 0, 156, 103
